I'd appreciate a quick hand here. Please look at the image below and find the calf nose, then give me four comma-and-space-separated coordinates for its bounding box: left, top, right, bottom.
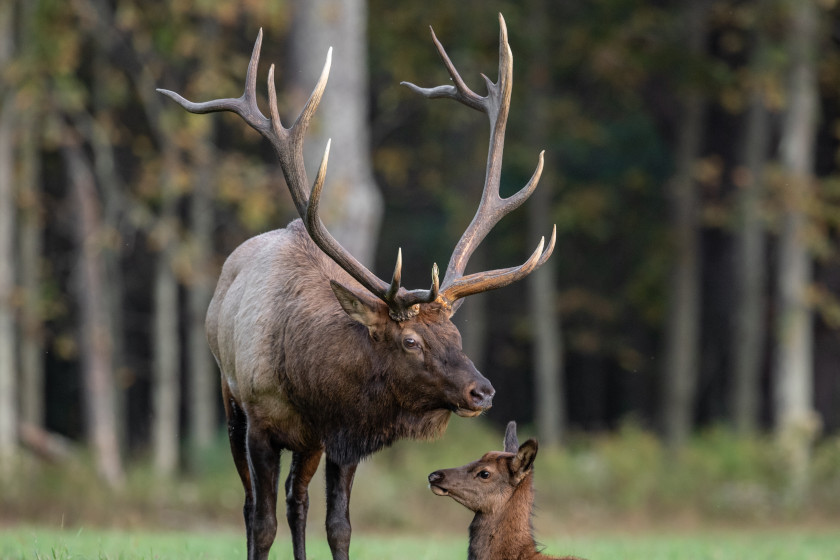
428, 471, 445, 484
468, 379, 495, 410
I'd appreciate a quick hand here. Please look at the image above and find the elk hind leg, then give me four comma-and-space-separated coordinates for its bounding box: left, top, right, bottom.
246, 428, 282, 560
325, 458, 358, 560
222, 384, 255, 552
285, 449, 323, 560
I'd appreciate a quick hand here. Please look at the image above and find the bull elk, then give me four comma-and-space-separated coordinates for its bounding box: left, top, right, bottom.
157, 13, 553, 560
428, 422, 584, 560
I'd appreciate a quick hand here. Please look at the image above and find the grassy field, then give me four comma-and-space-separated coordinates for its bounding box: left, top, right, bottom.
3, 421, 840, 558
1, 527, 840, 560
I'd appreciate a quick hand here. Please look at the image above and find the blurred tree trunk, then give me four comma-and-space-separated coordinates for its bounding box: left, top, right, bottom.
661, 0, 711, 449
152, 153, 181, 476
290, 0, 383, 266
730, 14, 772, 435
0, 0, 17, 470
526, 0, 564, 447
528, 202, 564, 447
19, 108, 44, 430
63, 134, 124, 487
187, 148, 217, 455
187, 124, 218, 456
88, 48, 131, 450
18, 0, 45, 431
185, 20, 221, 458
774, 0, 820, 504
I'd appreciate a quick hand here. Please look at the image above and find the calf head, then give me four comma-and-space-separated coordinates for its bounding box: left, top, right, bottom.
428, 421, 538, 513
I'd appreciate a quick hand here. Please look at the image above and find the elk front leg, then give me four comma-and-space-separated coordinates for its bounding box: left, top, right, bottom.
324, 458, 358, 560
285, 449, 323, 560
246, 429, 282, 560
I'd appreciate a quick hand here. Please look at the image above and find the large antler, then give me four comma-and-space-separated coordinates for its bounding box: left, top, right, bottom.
402, 14, 555, 313
157, 29, 438, 321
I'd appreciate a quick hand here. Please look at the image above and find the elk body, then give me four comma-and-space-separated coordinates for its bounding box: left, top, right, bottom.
428, 422, 583, 560
158, 14, 553, 560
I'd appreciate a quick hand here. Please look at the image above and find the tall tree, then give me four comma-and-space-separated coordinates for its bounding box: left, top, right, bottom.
774, 0, 820, 503
661, 0, 711, 448
18, 107, 44, 430
152, 151, 181, 476
17, 0, 45, 432
187, 131, 217, 454
290, 0, 383, 266
63, 130, 124, 487
86, 50, 131, 449
0, 0, 18, 471
184, 19, 222, 456
730, 5, 774, 435
526, 0, 565, 447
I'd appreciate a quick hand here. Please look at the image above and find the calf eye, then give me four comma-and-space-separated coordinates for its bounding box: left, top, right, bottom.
478, 470, 491, 479
403, 337, 419, 349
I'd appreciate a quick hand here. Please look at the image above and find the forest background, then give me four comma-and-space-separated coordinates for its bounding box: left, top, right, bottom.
1, 0, 840, 536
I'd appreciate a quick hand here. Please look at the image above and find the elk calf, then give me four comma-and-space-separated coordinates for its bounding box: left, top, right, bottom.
428, 422, 584, 560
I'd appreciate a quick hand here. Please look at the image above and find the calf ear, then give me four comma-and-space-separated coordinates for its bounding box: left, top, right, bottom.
510, 439, 538, 485
330, 281, 386, 336
504, 421, 519, 453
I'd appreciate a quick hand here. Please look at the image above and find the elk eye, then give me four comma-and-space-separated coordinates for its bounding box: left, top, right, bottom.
478, 470, 491, 479
403, 337, 419, 350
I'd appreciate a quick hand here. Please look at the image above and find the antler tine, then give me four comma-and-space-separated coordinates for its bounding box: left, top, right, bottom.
402, 14, 554, 312
157, 28, 274, 139
445, 225, 556, 310
385, 249, 403, 301
305, 139, 394, 297
267, 46, 333, 216
400, 28, 484, 111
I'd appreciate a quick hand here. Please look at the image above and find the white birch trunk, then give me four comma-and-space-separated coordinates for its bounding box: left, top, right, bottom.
0, 0, 17, 469
19, 113, 44, 429
188, 130, 217, 453
290, 0, 383, 267
774, 0, 820, 504
64, 139, 124, 487
152, 154, 181, 476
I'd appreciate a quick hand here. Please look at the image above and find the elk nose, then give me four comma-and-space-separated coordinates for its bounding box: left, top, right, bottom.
428, 471, 445, 484
468, 380, 495, 410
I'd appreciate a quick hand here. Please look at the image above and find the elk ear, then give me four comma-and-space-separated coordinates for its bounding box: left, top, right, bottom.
503, 421, 519, 453
510, 438, 538, 485
330, 280, 385, 335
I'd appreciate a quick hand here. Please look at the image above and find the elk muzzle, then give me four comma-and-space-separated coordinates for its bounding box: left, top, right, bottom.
452, 372, 494, 417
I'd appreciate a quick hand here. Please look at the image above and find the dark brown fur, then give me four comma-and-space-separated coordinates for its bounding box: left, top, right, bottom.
428, 422, 583, 560
207, 220, 493, 560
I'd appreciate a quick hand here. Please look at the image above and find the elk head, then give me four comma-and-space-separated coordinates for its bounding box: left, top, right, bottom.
156, 14, 553, 418
428, 421, 538, 513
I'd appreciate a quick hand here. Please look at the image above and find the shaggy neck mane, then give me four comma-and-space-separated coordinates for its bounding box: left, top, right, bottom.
316, 348, 452, 464
468, 472, 536, 560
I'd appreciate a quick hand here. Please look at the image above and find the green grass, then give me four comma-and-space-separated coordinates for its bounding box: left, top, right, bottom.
1, 527, 839, 559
